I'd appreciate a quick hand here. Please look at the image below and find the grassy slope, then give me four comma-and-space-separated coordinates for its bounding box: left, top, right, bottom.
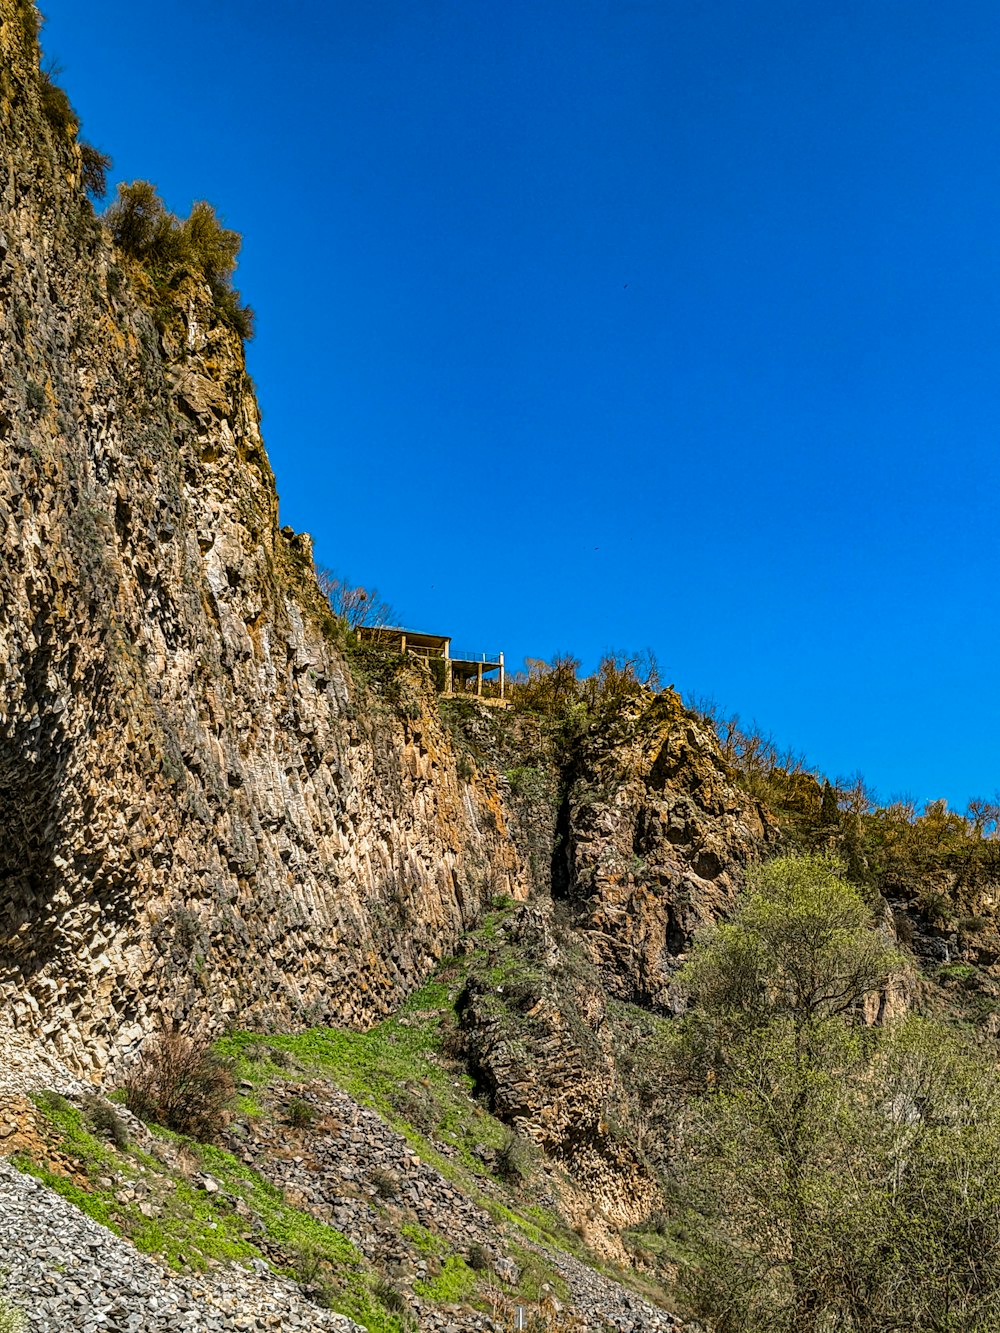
15, 907, 676, 1331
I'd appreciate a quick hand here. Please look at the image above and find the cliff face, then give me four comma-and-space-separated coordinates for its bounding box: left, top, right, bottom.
0, 3, 526, 1066
558, 692, 772, 1008
0, 1, 772, 1085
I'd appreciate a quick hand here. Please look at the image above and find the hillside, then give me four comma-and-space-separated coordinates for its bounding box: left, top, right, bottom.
3, 3, 1000, 1329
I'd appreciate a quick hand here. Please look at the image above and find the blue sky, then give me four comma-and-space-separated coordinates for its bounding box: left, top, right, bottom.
38, 0, 1000, 809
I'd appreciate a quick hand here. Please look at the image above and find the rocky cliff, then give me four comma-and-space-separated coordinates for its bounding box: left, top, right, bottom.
560, 692, 772, 1008
0, 0, 527, 1068
0, 12, 852, 1327
0, 0, 772, 1096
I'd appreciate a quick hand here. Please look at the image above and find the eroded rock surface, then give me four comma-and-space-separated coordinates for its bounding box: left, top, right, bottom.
0, 2, 526, 1064
562, 692, 773, 1006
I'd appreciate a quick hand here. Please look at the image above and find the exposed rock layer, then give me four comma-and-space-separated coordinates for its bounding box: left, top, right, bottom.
561, 693, 772, 1007
0, 2, 769, 1080
0, 3, 525, 1066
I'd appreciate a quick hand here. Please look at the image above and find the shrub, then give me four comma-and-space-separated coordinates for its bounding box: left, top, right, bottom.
105, 180, 168, 257
372, 1276, 408, 1314
16, 0, 39, 48
103, 182, 255, 338
39, 67, 78, 136
213, 284, 254, 340
892, 909, 914, 948
466, 1241, 491, 1272
495, 1129, 531, 1185
960, 914, 989, 935
82, 1094, 129, 1149
292, 1243, 325, 1290
285, 1097, 315, 1129
369, 1166, 401, 1199
80, 142, 111, 198
918, 885, 952, 927
120, 1031, 234, 1142
314, 568, 395, 631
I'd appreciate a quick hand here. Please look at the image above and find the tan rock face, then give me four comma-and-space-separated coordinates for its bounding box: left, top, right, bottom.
560, 692, 774, 1007
0, 3, 527, 1066
0, 3, 772, 1094
458, 906, 658, 1229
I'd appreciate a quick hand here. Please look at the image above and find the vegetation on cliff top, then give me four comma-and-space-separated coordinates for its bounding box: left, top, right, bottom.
2, 1, 112, 198
4, 4, 251, 337
103, 180, 255, 339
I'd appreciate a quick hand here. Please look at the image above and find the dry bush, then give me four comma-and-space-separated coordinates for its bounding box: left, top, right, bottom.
368, 1166, 401, 1198
82, 1093, 129, 1149
80, 142, 111, 197
495, 1128, 532, 1185
120, 1030, 234, 1142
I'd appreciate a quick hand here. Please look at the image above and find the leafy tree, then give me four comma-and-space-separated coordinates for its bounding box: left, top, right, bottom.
667, 853, 1000, 1332
508, 654, 581, 713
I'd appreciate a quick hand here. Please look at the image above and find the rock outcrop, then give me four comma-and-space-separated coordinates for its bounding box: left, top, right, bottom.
0, 1, 771, 1081
458, 905, 659, 1233
560, 691, 772, 1007
0, 1, 526, 1066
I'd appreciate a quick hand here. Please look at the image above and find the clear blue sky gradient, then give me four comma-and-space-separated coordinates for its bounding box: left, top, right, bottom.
38, 0, 1000, 809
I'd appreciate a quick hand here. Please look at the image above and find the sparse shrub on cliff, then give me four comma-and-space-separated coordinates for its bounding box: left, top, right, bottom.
79, 141, 111, 198
39, 63, 78, 136
508, 650, 660, 727
369, 1166, 401, 1198
121, 1031, 235, 1142
103, 181, 255, 339
285, 1096, 316, 1129
918, 882, 952, 926
495, 1129, 531, 1185
24, 380, 45, 413
466, 1240, 491, 1271
372, 1276, 409, 1315
14, 0, 40, 48
314, 567, 395, 631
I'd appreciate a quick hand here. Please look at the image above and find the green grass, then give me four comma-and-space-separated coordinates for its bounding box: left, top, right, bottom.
504, 1242, 570, 1304
13, 1161, 119, 1234
29, 1092, 132, 1178
13, 1152, 254, 1270
18, 895, 680, 1329
400, 1220, 447, 1257
413, 1254, 477, 1302
195, 1141, 360, 1267
216, 969, 509, 1178
20, 1090, 414, 1331
201, 906, 676, 1319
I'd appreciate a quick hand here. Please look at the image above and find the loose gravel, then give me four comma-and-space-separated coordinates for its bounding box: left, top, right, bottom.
0, 1025, 685, 1331
0, 1163, 362, 1333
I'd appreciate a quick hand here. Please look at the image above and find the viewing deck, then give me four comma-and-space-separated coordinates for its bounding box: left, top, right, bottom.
356, 626, 505, 700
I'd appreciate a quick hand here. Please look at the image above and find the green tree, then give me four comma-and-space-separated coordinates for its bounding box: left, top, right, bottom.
668, 853, 1000, 1332
819, 778, 839, 826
